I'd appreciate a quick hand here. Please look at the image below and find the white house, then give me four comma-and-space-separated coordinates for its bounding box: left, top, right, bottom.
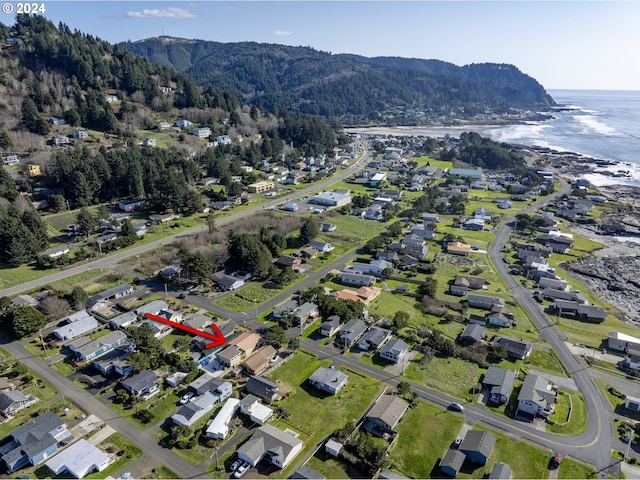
237, 424, 302, 469
205, 397, 240, 439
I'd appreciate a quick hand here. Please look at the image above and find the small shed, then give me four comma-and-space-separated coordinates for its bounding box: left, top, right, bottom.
325, 437, 343, 457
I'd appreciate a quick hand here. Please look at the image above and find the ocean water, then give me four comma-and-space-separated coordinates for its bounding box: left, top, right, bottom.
487, 89, 640, 187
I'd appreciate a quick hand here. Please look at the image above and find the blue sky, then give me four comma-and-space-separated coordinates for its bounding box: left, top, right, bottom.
10, 1, 640, 90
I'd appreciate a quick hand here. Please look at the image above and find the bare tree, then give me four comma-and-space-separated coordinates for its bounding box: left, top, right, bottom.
40, 295, 71, 320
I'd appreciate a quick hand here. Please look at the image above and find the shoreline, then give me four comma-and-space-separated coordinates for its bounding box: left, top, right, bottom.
345, 124, 640, 189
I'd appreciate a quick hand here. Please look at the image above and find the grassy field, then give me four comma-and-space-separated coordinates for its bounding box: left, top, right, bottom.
141, 465, 181, 479
413, 156, 453, 169
386, 401, 464, 479
404, 353, 479, 400
108, 390, 181, 430
267, 350, 383, 478
557, 457, 598, 479
213, 283, 283, 311
323, 214, 389, 242
40, 268, 109, 293
547, 390, 588, 436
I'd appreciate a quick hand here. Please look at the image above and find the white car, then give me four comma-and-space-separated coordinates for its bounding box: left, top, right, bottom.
233, 462, 250, 478
229, 459, 242, 472
179, 392, 194, 405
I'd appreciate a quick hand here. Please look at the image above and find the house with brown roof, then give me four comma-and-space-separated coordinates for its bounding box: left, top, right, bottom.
364, 395, 409, 437
241, 345, 277, 376
447, 241, 472, 256
336, 286, 381, 305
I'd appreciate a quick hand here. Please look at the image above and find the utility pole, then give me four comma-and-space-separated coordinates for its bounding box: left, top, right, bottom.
625, 431, 633, 462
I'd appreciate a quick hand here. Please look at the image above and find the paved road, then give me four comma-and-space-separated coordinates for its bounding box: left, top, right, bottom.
0, 148, 370, 300
487, 178, 615, 471
0, 335, 210, 479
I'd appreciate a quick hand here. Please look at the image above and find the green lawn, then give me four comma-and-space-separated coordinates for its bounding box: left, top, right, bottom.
0, 378, 59, 439
322, 214, 389, 242
213, 283, 283, 312
305, 448, 369, 479
547, 390, 588, 436
413, 156, 453, 169
386, 401, 464, 479
367, 291, 424, 326
404, 353, 479, 400
558, 457, 598, 479
85, 433, 143, 479
108, 390, 180, 429
41, 268, 109, 294
141, 465, 181, 479
268, 350, 383, 478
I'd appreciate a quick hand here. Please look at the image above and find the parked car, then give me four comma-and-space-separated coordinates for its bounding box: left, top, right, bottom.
179, 392, 194, 405
233, 462, 250, 478
177, 293, 186, 299
549, 453, 562, 469
229, 459, 242, 472
449, 402, 464, 412
453, 437, 462, 448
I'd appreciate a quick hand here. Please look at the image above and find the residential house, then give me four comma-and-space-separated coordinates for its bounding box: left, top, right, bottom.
245, 375, 279, 404
459, 430, 496, 465
0, 390, 35, 417
192, 127, 212, 138
401, 233, 428, 259
241, 345, 276, 376
337, 271, 376, 287
319, 316, 342, 337
308, 367, 348, 395
237, 424, 303, 469
357, 326, 391, 351
482, 367, 516, 404
109, 311, 138, 329
624, 396, 640, 412
553, 300, 607, 322
492, 336, 532, 360
290, 466, 327, 480
298, 247, 318, 259
459, 324, 485, 345
52, 311, 99, 341
449, 167, 483, 179
156, 121, 170, 130
320, 223, 337, 232
142, 137, 156, 147
44, 245, 71, 258
134, 300, 169, 317
439, 449, 466, 477
217, 346, 244, 368
71, 129, 88, 139
446, 241, 471, 256
67, 330, 128, 362
379, 338, 409, 364
538, 277, 568, 290
86, 284, 134, 311
608, 332, 640, 353
488, 463, 513, 480
171, 391, 219, 427
118, 199, 146, 212
214, 274, 246, 291
44, 439, 109, 479
0, 411, 71, 473
48, 117, 66, 125
273, 300, 299, 319
463, 218, 485, 231
52, 134, 71, 147
336, 286, 381, 305
515, 374, 557, 420
450, 275, 488, 296
349, 259, 392, 275
467, 294, 504, 310
294, 302, 319, 326
205, 397, 240, 439
335, 319, 368, 348
188, 374, 232, 399
175, 119, 193, 128
2, 155, 18, 165
309, 240, 333, 253
120, 370, 160, 399
542, 288, 587, 304
239, 394, 274, 425
364, 395, 409, 437
91, 346, 133, 377
149, 213, 180, 223
364, 203, 384, 221
486, 305, 514, 327
10, 294, 40, 308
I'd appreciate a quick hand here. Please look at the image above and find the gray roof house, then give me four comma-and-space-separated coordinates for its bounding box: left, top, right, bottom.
134, 300, 169, 317
120, 370, 160, 398
307, 367, 348, 395
538, 277, 568, 290
319, 316, 341, 337
0, 411, 71, 473
290, 465, 327, 479
335, 319, 368, 348
482, 367, 516, 404
492, 336, 532, 360
364, 395, 409, 437
459, 430, 495, 465
337, 271, 376, 287
237, 424, 303, 469
516, 374, 557, 420
170, 391, 219, 427
0, 390, 34, 417
379, 338, 409, 364
87, 284, 134, 310
489, 462, 513, 480
439, 449, 466, 477
467, 294, 504, 310
109, 311, 138, 329
245, 375, 279, 403
357, 326, 391, 351
52, 311, 98, 341
67, 330, 128, 362
459, 324, 485, 345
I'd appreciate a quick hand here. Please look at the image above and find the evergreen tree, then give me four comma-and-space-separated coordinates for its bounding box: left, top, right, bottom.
299, 217, 319, 244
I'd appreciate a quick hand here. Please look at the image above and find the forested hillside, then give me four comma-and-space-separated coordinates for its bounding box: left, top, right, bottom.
122, 37, 556, 123
0, 16, 342, 267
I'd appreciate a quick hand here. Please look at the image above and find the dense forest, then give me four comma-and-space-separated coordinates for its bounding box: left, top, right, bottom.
122, 37, 556, 123
0, 16, 344, 268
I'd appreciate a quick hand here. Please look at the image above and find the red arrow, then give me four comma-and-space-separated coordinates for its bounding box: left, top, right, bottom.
145, 313, 227, 349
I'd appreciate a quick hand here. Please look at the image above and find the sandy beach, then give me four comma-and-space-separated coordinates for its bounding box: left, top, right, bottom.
345, 124, 506, 138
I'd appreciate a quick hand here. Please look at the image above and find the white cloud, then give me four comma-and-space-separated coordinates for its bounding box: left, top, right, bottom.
274, 30, 292, 37
126, 7, 197, 19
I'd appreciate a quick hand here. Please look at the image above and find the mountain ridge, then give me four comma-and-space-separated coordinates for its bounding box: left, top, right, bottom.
122, 36, 556, 123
